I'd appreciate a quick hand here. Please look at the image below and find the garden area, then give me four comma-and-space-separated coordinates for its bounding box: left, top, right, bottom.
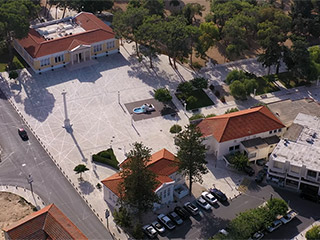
174, 77, 214, 111
0, 48, 27, 72
92, 148, 119, 170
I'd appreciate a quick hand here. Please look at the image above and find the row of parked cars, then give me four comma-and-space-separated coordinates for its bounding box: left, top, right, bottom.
218, 209, 297, 240
142, 188, 228, 238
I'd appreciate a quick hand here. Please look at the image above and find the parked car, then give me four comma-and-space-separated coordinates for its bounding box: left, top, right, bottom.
196, 196, 212, 210
201, 191, 218, 205
18, 128, 29, 141
255, 169, 266, 183
174, 206, 189, 219
267, 219, 282, 232
157, 214, 175, 230
183, 202, 199, 215
249, 231, 264, 240
151, 221, 165, 234
280, 210, 297, 224
218, 229, 229, 236
210, 188, 228, 202
142, 224, 158, 238
168, 211, 183, 225
244, 165, 255, 176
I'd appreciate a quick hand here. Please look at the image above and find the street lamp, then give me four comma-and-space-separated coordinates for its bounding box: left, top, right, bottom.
118, 91, 120, 104
184, 102, 187, 112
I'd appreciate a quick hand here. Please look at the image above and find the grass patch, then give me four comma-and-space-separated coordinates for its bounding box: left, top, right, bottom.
0, 48, 28, 72
176, 89, 214, 110
275, 72, 310, 89
92, 148, 119, 170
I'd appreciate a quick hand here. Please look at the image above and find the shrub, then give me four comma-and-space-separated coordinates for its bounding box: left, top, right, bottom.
170, 124, 182, 133
10, 57, 24, 70
186, 95, 197, 105
154, 88, 172, 104
177, 82, 193, 97
9, 71, 18, 80
209, 84, 215, 91
113, 207, 132, 228
220, 96, 226, 103
191, 77, 208, 89
132, 223, 144, 239
306, 225, 320, 240
96, 183, 102, 190
206, 113, 216, 118
226, 70, 247, 85
225, 108, 239, 114
189, 113, 205, 121
214, 90, 220, 98
92, 148, 119, 170
230, 80, 247, 99
191, 61, 202, 70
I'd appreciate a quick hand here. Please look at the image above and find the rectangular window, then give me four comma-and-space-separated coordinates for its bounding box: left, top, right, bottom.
278, 128, 282, 132
107, 41, 115, 49
273, 161, 284, 169
229, 146, 234, 152
290, 165, 300, 174
54, 54, 64, 63
94, 44, 102, 53
40, 58, 50, 67
164, 189, 167, 198
248, 152, 256, 159
235, 145, 240, 150
159, 191, 162, 201
273, 130, 277, 133
307, 170, 317, 178
168, 188, 171, 197
269, 131, 272, 134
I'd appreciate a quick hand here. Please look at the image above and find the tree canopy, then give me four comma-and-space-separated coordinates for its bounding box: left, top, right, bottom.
73, 164, 89, 179
174, 124, 207, 196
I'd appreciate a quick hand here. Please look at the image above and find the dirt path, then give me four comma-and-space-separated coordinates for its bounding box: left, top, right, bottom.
0, 192, 36, 240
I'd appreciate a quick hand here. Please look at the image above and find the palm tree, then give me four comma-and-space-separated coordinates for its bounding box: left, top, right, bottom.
74, 164, 89, 180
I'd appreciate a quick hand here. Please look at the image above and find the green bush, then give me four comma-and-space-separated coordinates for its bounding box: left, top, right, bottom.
9, 71, 18, 79
187, 95, 197, 104
220, 96, 226, 103
191, 61, 203, 70
189, 113, 205, 121
306, 225, 320, 240
191, 77, 208, 89
132, 223, 144, 239
206, 113, 216, 118
177, 82, 193, 97
170, 124, 182, 133
10, 56, 24, 70
92, 148, 119, 170
209, 84, 215, 91
225, 108, 239, 114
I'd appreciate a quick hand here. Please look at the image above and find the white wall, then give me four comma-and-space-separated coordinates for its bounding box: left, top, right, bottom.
103, 185, 119, 209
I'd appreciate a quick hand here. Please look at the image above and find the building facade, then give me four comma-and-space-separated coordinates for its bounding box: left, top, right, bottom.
197, 106, 285, 162
14, 12, 119, 74
101, 149, 185, 210
268, 113, 320, 196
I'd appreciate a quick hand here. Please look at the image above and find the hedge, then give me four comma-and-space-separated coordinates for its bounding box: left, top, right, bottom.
92, 148, 119, 170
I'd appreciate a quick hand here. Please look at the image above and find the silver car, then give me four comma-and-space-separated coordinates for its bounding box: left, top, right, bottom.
157, 214, 176, 230
151, 221, 165, 234
197, 196, 212, 210
142, 224, 157, 238
201, 191, 218, 205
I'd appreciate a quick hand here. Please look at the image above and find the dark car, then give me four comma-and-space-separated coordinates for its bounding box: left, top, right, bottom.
168, 211, 183, 225
18, 128, 29, 141
174, 206, 189, 219
244, 165, 255, 176
209, 188, 228, 202
255, 170, 266, 183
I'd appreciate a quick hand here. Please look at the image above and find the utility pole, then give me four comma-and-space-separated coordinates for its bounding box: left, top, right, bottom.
62, 90, 72, 131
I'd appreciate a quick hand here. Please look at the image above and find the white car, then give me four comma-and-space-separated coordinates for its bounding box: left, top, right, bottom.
196, 196, 212, 210
219, 229, 229, 236
157, 214, 176, 230
142, 224, 157, 238
280, 210, 297, 224
151, 221, 165, 234
267, 219, 282, 232
201, 191, 218, 205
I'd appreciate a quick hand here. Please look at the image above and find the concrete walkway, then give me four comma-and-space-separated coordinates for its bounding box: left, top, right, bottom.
292, 220, 320, 240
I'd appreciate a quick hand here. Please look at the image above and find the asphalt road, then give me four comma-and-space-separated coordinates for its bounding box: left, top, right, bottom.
158, 181, 320, 240
0, 90, 111, 240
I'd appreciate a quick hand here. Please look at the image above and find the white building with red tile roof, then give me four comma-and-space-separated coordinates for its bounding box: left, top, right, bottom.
101, 148, 186, 210
197, 106, 285, 162
14, 12, 119, 74
2, 203, 88, 240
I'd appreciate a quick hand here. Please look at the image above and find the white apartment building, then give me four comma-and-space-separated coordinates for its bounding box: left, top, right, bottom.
268, 113, 320, 196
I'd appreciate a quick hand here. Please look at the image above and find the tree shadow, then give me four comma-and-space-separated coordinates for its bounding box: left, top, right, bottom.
78, 180, 95, 195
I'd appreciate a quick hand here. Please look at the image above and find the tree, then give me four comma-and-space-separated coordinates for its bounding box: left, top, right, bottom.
159, 16, 190, 68
70, 0, 114, 13
113, 207, 132, 228
0, 0, 39, 67
266, 198, 288, 218
136, 15, 162, 68
9, 71, 18, 80
230, 80, 247, 100
195, 22, 219, 58
119, 142, 159, 222
182, 3, 205, 25
174, 124, 207, 196
244, 78, 258, 95
177, 81, 193, 99
191, 77, 208, 89
230, 152, 248, 171
140, 0, 164, 17
306, 225, 320, 240
154, 88, 172, 105
226, 70, 247, 85
73, 164, 89, 180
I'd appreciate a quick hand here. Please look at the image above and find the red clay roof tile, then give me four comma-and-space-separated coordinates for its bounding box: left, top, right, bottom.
197, 106, 285, 142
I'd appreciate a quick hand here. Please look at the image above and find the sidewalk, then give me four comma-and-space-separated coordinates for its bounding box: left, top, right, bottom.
0, 184, 46, 210
292, 220, 320, 240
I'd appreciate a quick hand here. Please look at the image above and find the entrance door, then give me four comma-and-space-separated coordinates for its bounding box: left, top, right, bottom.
79, 53, 83, 62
